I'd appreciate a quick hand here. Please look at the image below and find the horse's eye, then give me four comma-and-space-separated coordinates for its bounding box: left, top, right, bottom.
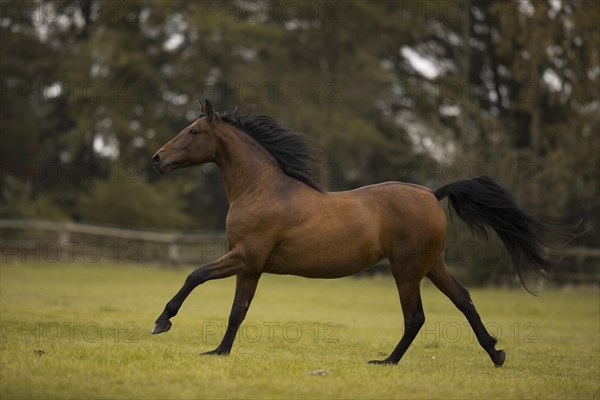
189, 129, 198, 135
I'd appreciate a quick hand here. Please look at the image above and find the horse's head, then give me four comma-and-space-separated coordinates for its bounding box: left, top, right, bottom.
152, 100, 219, 174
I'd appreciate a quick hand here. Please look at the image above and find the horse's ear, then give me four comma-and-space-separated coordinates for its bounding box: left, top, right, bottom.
204, 99, 214, 122
198, 99, 205, 114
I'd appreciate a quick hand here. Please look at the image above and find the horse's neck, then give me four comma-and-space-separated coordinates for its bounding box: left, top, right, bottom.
214, 125, 281, 203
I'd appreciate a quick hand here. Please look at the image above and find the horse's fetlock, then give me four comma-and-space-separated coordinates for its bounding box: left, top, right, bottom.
165, 302, 178, 317
482, 336, 498, 349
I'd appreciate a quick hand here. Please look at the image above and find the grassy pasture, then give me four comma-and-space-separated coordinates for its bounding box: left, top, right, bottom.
0, 262, 598, 399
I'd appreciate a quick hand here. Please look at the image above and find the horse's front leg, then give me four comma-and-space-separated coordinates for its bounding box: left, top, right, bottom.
201, 272, 261, 356
151, 251, 248, 334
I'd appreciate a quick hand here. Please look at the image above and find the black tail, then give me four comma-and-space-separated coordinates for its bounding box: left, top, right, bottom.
435, 176, 575, 294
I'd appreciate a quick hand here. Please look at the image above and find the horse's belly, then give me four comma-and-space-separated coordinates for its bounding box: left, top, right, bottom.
263, 237, 384, 278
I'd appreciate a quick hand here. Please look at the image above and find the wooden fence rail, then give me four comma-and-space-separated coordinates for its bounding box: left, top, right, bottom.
1, 220, 598, 282
0, 219, 227, 265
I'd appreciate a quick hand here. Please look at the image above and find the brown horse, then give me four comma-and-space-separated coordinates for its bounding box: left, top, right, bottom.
151, 100, 560, 366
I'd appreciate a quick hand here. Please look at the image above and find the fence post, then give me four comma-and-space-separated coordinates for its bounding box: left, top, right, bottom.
168, 241, 179, 266
58, 229, 71, 262
58, 230, 70, 245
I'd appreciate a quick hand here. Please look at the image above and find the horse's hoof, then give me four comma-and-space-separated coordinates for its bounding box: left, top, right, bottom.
368, 359, 395, 365
200, 348, 227, 356
151, 320, 172, 334
493, 350, 506, 367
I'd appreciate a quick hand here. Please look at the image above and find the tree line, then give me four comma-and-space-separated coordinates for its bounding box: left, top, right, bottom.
1, 0, 598, 284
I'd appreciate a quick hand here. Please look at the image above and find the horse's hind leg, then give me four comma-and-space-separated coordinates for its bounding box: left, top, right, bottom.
368, 280, 425, 365
427, 258, 506, 366
369, 256, 426, 365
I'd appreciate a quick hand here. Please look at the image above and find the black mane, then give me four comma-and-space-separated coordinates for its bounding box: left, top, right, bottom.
220, 111, 324, 192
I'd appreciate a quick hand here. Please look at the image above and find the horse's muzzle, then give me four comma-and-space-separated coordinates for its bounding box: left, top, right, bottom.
152, 152, 171, 173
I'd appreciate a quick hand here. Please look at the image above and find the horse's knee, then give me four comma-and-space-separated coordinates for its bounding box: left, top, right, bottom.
185, 269, 207, 286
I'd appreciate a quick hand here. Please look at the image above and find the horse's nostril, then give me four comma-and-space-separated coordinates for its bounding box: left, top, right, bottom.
152, 154, 161, 166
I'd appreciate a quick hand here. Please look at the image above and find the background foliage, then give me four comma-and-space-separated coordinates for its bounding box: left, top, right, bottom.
1, 0, 598, 284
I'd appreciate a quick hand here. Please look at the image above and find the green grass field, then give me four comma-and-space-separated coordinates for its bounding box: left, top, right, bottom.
1, 262, 598, 399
